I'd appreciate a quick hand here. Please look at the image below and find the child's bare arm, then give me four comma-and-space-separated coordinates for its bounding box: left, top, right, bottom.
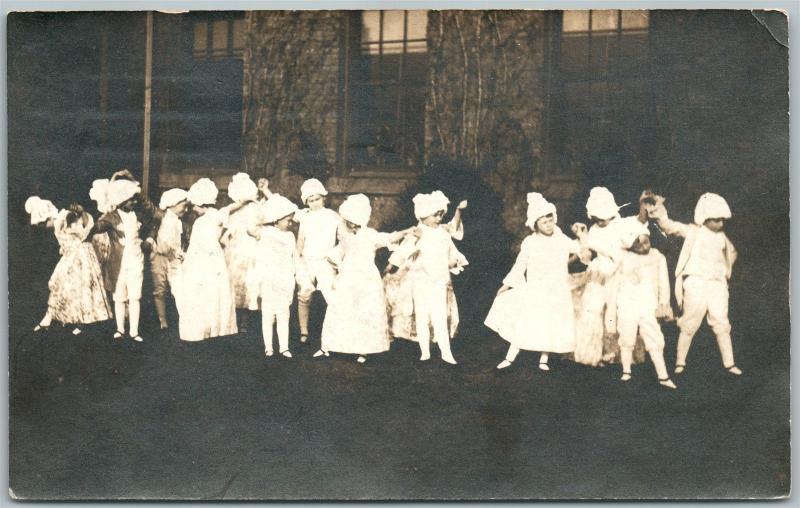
646, 195, 690, 238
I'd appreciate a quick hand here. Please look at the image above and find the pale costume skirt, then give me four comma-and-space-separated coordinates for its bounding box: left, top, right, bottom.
178, 251, 237, 342
48, 242, 112, 325
224, 233, 257, 309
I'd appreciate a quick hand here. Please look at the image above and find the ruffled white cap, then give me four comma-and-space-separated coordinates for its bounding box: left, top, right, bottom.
525, 192, 557, 229
108, 179, 141, 207
413, 193, 441, 220
619, 219, 651, 249
430, 190, 450, 213
227, 172, 258, 203
188, 178, 219, 206
159, 188, 188, 210
262, 193, 298, 224
89, 179, 112, 213
586, 186, 621, 221
25, 196, 59, 225
300, 178, 328, 204
339, 193, 372, 227
694, 192, 732, 225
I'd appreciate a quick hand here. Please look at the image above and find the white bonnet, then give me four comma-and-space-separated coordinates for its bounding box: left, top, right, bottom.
159, 188, 188, 210
25, 196, 59, 225
339, 193, 372, 228
619, 219, 650, 249
300, 178, 328, 204
525, 192, 557, 229
227, 172, 258, 203
694, 193, 731, 225
586, 186, 621, 221
412, 193, 441, 220
188, 178, 219, 207
262, 193, 298, 224
430, 190, 450, 212
108, 179, 141, 207
89, 179, 112, 213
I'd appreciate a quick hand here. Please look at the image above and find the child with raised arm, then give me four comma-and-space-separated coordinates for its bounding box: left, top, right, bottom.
646, 192, 741, 376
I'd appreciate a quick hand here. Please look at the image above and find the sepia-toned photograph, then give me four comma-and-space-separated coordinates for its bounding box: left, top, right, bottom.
7, 8, 790, 500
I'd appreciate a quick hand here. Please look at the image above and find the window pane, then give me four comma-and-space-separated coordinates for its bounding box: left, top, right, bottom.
562, 10, 589, 32
382, 41, 404, 55
591, 9, 618, 31
406, 10, 428, 40
621, 10, 649, 30
232, 19, 246, 50
406, 40, 427, 53
193, 22, 208, 52
361, 11, 381, 44
383, 10, 405, 41
212, 20, 229, 52
590, 34, 617, 76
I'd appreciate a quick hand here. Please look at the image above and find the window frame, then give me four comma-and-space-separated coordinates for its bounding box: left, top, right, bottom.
337, 10, 428, 178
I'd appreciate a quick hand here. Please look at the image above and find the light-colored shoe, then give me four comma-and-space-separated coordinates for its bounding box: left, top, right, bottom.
357, 356, 367, 364
496, 359, 513, 370
621, 372, 632, 382
265, 350, 274, 357
313, 349, 329, 358
419, 352, 431, 361
281, 350, 293, 358
659, 378, 678, 389
300, 335, 308, 344
674, 364, 685, 375
113, 331, 124, 340
726, 365, 743, 376
132, 335, 143, 342
539, 362, 550, 372
442, 355, 457, 365
72, 328, 82, 335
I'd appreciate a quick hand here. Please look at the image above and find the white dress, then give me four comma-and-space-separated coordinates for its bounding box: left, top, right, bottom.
178, 208, 238, 341
222, 202, 260, 309
485, 228, 578, 353
246, 226, 304, 310
321, 228, 393, 355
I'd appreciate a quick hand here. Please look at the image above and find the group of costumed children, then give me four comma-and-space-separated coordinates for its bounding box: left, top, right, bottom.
26, 169, 741, 387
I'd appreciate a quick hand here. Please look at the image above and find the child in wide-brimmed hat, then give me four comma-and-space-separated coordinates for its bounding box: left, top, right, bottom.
646, 191, 741, 377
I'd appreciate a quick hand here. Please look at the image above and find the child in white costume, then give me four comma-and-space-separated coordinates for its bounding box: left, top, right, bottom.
95, 178, 149, 342
295, 178, 340, 344
572, 187, 649, 366
316, 194, 412, 363
88, 179, 112, 268
647, 192, 741, 376
486, 193, 584, 371
384, 191, 466, 342
222, 172, 261, 332
178, 178, 238, 342
151, 188, 189, 329
27, 197, 112, 334
402, 192, 468, 364
247, 194, 312, 358
612, 219, 677, 389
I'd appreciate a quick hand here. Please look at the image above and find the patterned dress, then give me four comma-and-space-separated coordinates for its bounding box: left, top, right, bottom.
47, 210, 112, 325
321, 228, 393, 355
222, 202, 260, 309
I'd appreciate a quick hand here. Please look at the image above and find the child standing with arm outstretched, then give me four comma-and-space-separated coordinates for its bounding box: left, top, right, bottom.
646, 192, 740, 376
485, 193, 584, 371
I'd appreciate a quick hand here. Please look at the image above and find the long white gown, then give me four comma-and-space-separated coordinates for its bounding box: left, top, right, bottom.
178, 208, 238, 342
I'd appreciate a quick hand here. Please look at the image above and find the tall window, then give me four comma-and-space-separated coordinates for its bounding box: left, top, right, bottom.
174, 12, 245, 169
553, 10, 651, 184
344, 10, 428, 173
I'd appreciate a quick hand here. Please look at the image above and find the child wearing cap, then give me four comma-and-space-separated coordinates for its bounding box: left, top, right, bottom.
26, 197, 112, 334
486, 193, 586, 371
150, 188, 189, 329
572, 187, 650, 367
295, 178, 340, 344
395, 192, 468, 364
612, 219, 676, 388
315, 194, 414, 363
247, 194, 312, 358
384, 191, 467, 344
178, 178, 239, 342
646, 192, 741, 376
222, 173, 261, 333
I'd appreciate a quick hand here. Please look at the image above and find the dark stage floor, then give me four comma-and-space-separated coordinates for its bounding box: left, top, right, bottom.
8, 296, 790, 500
